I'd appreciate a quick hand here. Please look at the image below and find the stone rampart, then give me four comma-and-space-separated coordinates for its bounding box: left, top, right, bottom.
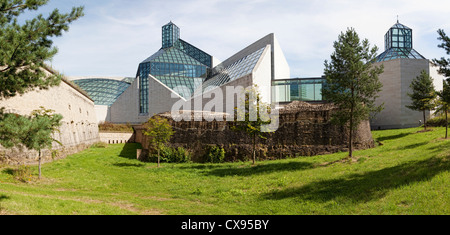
0, 68, 100, 165
134, 101, 375, 162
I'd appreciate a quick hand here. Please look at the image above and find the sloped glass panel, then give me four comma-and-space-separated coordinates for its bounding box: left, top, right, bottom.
73, 79, 132, 106
202, 47, 266, 93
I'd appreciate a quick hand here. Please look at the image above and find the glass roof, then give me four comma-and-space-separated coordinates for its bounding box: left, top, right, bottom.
175, 39, 212, 67
376, 48, 425, 62
376, 21, 425, 62
391, 22, 411, 30
73, 79, 131, 106
202, 47, 266, 93
162, 22, 180, 49
138, 46, 208, 100
142, 47, 205, 66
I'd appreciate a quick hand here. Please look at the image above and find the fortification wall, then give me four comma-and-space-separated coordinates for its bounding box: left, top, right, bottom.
0, 76, 100, 165
134, 101, 375, 162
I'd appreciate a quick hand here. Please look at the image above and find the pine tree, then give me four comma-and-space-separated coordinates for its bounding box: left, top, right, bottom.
432, 29, 450, 138
323, 28, 384, 158
436, 79, 450, 138
0, 107, 62, 179
0, 1, 81, 173
0, 0, 84, 98
0, 109, 32, 148
21, 107, 62, 179
406, 70, 437, 131
432, 29, 450, 78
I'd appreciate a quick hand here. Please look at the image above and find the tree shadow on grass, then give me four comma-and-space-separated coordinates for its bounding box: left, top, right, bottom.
396, 141, 429, 150
118, 143, 142, 160
112, 162, 145, 168
262, 156, 450, 203
203, 161, 315, 177
1, 168, 14, 176
427, 138, 450, 154
376, 132, 411, 142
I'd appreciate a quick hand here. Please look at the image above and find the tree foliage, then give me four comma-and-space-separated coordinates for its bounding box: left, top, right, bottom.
432, 29, 450, 78
406, 70, 437, 130
436, 79, 450, 138
432, 29, 450, 138
0, 0, 81, 175
323, 28, 384, 157
0, 107, 62, 178
232, 85, 272, 164
0, 0, 84, 99
0, 108, 31, 148
24, 107, 62, 178
144, 116, 174, 167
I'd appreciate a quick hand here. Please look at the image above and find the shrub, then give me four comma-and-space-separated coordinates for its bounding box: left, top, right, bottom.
13, 165, 33, 183
427, 115, 448, 127
204, 145, 226, 163
98, 122, 133, 133
148, 146, 191, 163
91, 142, 108, 148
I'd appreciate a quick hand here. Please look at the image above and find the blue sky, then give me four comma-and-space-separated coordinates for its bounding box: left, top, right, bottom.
32, 0, 450, 78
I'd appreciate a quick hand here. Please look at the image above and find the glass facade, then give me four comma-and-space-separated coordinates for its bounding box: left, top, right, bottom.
202, 47, 266, 93
272, 78, 325, 103
138, 22, 212, 114
384, 23, 412, 50
73, 78, 134, 106
162, 22, 180, 49
137, 47, 209, 110
175, 39, 212, 68
376, 22, 425, 62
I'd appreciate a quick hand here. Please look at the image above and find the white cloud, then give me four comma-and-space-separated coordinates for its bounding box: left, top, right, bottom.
46, 0, 450, 78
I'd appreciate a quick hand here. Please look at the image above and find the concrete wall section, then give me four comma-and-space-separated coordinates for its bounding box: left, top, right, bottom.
371, 58, 435, 129
371, 59, 402, 129
95, 105, 111, 123
252, 45, 273, 104
110, 77, 146, 124
187, 74, 253, 116
430, 62, 445, 92
148, 75, 187, 118
400, 59, 431, 128
273, 36, 291, 80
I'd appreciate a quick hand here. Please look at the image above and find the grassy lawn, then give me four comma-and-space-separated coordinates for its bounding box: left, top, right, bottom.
0, 127, 449, 215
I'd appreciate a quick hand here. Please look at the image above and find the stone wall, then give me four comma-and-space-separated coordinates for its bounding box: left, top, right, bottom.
134, 101, 375, 162
99, 132, 135, 144
0, 68, 100, 165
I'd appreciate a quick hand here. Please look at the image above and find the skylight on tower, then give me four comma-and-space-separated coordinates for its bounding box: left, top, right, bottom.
376, 20, 426, 62
162, 21, 180, 49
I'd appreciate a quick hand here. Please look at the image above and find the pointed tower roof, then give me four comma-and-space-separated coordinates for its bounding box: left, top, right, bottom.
376, 21, 425, 62
162, 21, 180, 49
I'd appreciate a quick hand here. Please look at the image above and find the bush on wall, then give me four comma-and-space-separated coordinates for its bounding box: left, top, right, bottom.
203, 145, 225, 163
148, 146, 191, 163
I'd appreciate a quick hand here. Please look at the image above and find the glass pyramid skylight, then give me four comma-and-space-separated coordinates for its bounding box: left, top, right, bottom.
376, 21, 426, 62
137, 22, 212, 113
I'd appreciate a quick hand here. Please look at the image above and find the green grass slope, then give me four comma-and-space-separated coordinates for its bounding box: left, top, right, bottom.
0, 127, 449, 215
